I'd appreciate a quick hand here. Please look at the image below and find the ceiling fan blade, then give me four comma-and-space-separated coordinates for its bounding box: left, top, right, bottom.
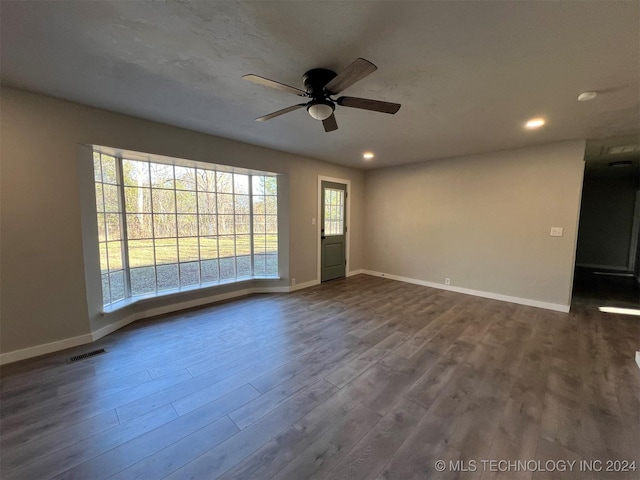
242, 74, 307, 97
256, 104, 306, 122
322, 114, 338, 132
324, 58, 377, 95
337, 96, 401, 114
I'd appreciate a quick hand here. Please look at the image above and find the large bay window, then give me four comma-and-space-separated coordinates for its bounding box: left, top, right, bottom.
93, 149, 278, 309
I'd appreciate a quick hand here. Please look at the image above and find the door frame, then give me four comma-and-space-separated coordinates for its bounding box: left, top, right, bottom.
317, 176, 351, 282
629, 190, 640, 273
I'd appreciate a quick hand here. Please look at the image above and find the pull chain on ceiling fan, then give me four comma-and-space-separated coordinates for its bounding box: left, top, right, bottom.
242, 58, 401, 133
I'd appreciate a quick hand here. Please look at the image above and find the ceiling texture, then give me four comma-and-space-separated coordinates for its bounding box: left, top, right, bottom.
1, 1, 639, 169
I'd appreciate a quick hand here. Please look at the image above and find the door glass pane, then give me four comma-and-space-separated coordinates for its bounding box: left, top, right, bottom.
324, 188, 344, 235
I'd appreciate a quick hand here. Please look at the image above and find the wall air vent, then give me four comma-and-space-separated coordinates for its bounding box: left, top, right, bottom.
606, 144, 639, 155
608, 160, 633, 168
68, 348, 106, 363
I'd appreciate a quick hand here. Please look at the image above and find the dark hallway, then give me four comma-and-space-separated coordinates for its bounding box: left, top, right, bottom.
572, 138, 640, 310
572, 266, 640, 308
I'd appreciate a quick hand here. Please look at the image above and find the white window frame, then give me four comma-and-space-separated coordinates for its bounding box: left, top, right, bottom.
92, 147, 279, 312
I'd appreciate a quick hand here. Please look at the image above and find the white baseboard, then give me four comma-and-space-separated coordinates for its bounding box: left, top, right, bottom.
0, 333, 94, 365
362, 270, 570, 313
253, 286, 291, 294
289, 279, 320, 292
636, 351, 640, 370
348, 269, 364, 277
141, 288, 256, 319
0, 282, 323, 366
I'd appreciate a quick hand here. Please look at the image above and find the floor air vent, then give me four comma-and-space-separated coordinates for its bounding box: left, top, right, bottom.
68, 348, 106, 363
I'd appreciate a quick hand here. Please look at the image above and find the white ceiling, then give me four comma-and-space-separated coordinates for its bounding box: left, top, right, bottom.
1, 1, 639, 169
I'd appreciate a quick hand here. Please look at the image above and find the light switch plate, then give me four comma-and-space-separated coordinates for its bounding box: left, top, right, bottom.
550, 227, 563, 237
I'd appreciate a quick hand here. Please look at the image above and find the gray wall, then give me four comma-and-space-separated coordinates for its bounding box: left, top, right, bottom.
1, 88, 365, 354
363, 141, 586, 307
576, 168, 638, 270
1, 87, 588, 357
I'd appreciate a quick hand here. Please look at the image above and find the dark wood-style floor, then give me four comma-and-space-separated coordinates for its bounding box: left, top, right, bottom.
1, 275, 639, 480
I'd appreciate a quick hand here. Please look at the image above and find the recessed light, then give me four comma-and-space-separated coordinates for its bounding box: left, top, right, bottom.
578, 91, 597, 102
525, 118, 545, 129
363, 152, 375, 160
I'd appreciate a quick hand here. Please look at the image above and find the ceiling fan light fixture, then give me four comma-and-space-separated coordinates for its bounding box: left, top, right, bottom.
307, 100, 334, 121
578, 91, 597, 102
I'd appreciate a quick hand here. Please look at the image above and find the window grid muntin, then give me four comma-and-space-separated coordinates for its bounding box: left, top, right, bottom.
230, 171, 237, 278
214, 171, 222, 281
148, 161, 160, 294
171, 165, 182, 287
249, 176, 255, 277
96, 153, 109, 305
94, 152, 127, 306
251, 175, 278, 276
95, 152, 278, 307
195, 168, 203, 287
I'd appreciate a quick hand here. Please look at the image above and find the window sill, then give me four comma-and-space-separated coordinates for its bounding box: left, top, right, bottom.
101, 275, 281, 314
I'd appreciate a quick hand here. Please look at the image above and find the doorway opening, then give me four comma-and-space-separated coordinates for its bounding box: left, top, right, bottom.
572, 137, 640, 308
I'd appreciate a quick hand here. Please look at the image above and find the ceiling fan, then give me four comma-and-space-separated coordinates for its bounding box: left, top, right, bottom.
242, 58, 401, 132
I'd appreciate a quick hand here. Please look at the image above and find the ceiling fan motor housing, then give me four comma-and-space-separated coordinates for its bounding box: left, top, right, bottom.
303, 68, 337, 120
303, 68, 337, 97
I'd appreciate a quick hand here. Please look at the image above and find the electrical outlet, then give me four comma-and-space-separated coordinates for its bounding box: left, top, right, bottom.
445, 278, 451, 286
550, 227, 563, 237
292, 277, 296, 286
